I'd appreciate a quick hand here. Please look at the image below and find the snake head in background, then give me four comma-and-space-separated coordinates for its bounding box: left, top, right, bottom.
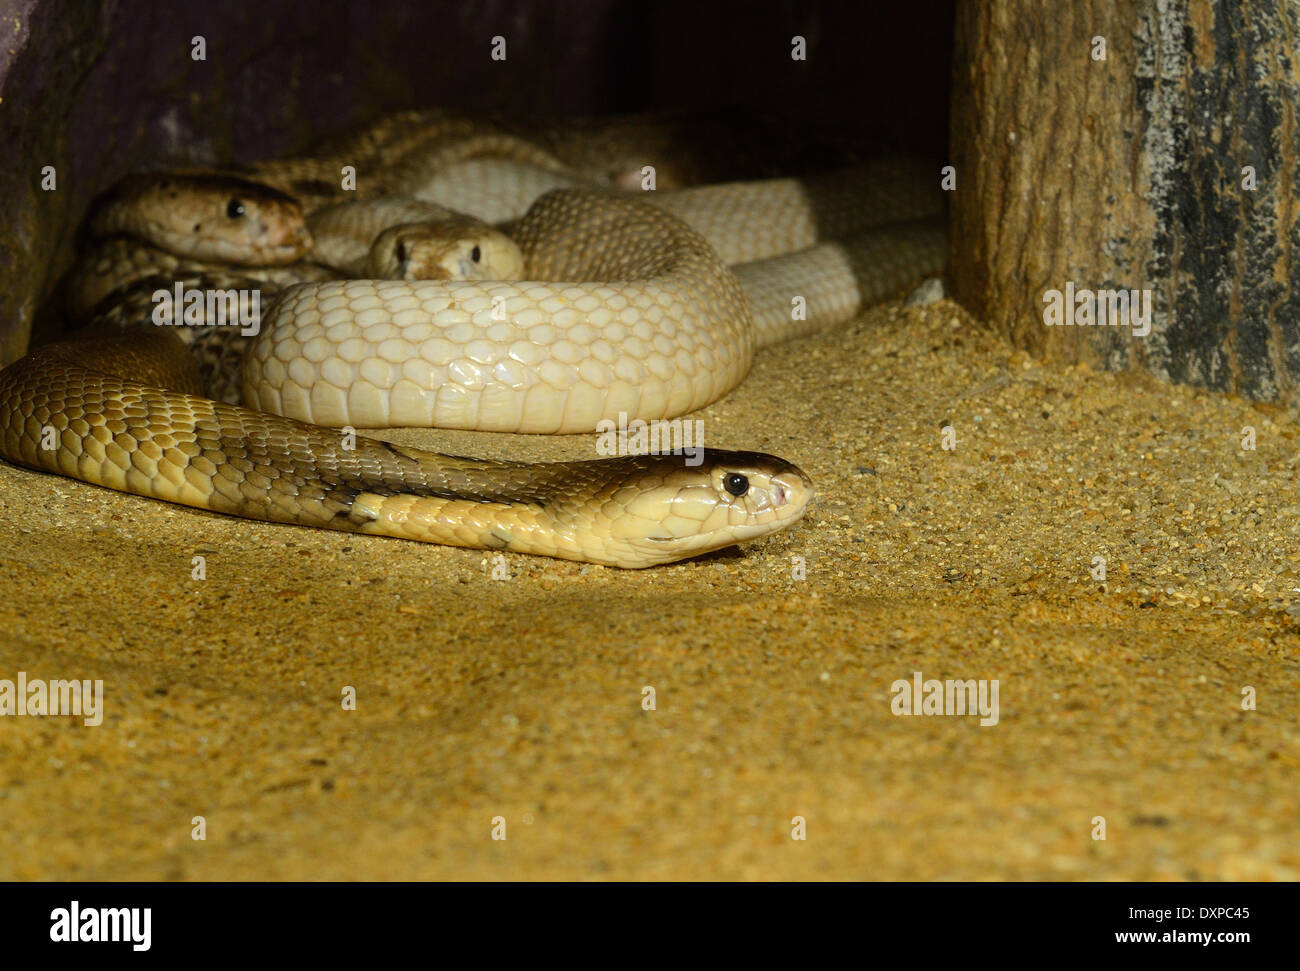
366, 219, 525, 281
577, 449, 815, 568
87, 172, 313, 266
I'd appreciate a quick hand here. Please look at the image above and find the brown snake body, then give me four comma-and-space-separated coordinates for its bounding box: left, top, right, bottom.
0, 120, 947, 567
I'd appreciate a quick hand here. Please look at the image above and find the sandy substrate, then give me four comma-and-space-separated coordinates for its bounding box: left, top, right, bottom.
0, 298, 1296, 880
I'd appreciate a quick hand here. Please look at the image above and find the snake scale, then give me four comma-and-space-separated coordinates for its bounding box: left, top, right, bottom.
0, 114, 946, 567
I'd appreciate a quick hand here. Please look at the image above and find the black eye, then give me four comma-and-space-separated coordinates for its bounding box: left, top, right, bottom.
471, 245, 481, 263
226, 199, 245, 219
723, 473, 749, 497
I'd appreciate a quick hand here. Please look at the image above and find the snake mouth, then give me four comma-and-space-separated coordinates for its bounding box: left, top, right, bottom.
772, 479, 790, 507
248, 225, 313, 264
770, 470, 813, 513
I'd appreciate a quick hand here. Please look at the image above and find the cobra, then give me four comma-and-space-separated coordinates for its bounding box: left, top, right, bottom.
0, 151, 945, 567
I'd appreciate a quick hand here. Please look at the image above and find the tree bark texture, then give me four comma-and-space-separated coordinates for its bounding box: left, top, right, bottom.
951, 0, 1300, 400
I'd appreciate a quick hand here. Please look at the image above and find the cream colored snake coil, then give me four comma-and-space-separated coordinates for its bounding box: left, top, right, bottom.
0, 138, 946, 568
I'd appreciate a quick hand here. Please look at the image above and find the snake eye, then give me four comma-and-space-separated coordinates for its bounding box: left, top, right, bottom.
226, 199, 245, 219
396, 242, 407, 263
723, 473, 749, 497
471, 245, 482, 263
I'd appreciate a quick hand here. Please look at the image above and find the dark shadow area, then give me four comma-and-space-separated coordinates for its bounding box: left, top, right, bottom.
0, 0, 957, 355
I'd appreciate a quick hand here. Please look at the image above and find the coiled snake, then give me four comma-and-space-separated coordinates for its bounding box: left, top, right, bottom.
0, 129, 945, 568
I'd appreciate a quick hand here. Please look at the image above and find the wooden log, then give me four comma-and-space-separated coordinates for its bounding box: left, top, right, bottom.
950, 0, 1300, 399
